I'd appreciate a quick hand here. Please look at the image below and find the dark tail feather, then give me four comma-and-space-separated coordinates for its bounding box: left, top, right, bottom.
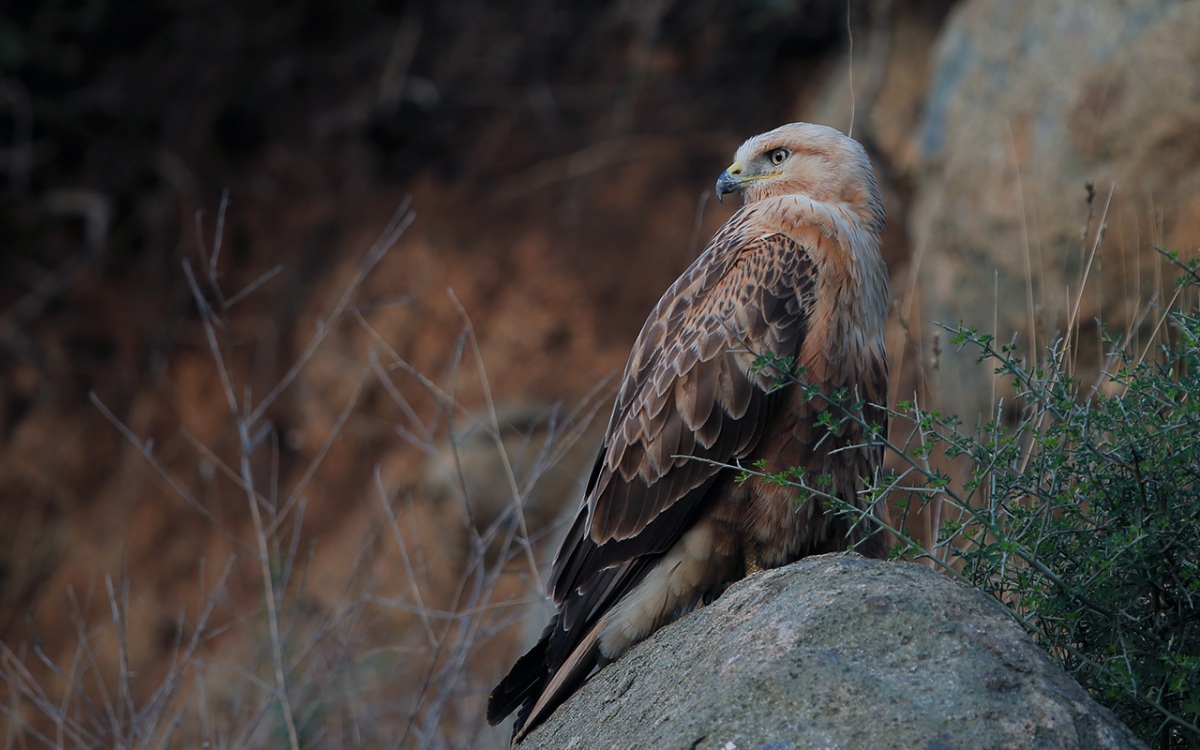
487, 624, 552, 729
488, 612, 608, 743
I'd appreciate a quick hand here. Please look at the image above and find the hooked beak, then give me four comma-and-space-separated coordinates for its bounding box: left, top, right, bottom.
715, 164, 744, 203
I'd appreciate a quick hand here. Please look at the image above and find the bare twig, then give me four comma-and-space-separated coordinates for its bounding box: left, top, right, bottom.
182, 255, 301, 750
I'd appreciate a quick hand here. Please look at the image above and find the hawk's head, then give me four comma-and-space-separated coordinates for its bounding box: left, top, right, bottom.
716, 123, 881, 231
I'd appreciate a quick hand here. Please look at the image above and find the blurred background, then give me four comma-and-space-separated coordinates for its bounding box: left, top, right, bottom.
2, 0, 1198, 747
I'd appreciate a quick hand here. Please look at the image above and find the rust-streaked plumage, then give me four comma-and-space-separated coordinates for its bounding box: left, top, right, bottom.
488, 123, 889, 742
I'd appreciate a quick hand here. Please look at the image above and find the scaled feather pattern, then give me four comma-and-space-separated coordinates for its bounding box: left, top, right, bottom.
488, 122, 890, 742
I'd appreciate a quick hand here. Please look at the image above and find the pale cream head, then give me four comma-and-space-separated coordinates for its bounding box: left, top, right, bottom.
715, 122, 884, 235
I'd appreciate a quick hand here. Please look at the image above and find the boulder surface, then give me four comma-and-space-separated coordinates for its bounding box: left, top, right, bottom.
519, 554, 1145, 750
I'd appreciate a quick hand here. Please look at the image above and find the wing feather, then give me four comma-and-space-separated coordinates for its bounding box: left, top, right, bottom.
680, 366, 707, 428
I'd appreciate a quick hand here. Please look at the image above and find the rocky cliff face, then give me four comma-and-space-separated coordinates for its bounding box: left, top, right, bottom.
519, 555, 1146, 750
911, 0, 1200, 420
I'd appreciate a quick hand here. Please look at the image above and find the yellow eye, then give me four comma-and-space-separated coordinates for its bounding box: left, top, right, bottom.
770, 148, 789, 166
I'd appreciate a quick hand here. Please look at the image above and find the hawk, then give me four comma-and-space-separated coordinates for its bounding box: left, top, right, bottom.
488, 122, 889, 742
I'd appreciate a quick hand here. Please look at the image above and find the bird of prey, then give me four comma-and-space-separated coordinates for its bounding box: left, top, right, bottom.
488, 122, 889, 742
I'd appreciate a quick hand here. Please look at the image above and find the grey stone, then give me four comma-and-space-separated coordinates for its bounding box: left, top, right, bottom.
518, 554, 1145, 750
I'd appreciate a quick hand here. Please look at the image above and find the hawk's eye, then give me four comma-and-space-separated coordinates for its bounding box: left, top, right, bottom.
769, 148, 789, 166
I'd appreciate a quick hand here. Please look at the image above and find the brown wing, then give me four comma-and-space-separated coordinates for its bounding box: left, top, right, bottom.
550, 224, 818, 602
488, 212, 819, 736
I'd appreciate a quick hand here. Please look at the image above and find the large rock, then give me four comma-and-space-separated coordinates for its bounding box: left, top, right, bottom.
911, 0, 1200, 421
519, 554, 1145, 750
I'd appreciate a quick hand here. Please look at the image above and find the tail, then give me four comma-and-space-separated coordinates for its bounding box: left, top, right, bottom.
487, 621, 550, 734
487, 614, 605, 743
